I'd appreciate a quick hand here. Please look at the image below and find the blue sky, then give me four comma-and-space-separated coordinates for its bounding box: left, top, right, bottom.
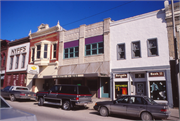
0, 0, 177, 41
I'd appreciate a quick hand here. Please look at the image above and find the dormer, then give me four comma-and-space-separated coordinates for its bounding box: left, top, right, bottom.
37, 24, 49, 32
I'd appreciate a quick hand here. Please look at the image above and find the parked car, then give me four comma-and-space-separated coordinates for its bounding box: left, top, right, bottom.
1, 86, 36, 101
94, 95, 170, 120
0, 96, 37, 121
36, 84, 92, 110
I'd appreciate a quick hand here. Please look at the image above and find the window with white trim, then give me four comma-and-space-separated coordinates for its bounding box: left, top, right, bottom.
44, 44, 48, 58
15, 55, 19, 69
147, 38, 158, 57
10, 56, 13, 70
52, 43, 57, 59
37, 45, 41, 59
132, 41, 141, 58
64, 46, 79, 59
21, 54, 26, 68
117, 43, 125, 60
31, 48, 35, 62
85, 42, 104, 56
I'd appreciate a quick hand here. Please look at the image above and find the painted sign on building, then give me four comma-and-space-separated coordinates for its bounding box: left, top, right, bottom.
27, 65, 39, 74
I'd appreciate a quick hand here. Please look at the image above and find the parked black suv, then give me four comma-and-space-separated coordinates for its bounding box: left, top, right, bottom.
36, 84, 92, 110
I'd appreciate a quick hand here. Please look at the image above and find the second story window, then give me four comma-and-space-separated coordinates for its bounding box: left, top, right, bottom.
117, 43, 125, 60
147, 38, 158, 57
21, 54, 26, 68
132, 41, 141, 58
10, 56, 13, 70
44, 44, 48, 58
15, 55, 19, 69
64, 46, 79, 59
53, 43, 57, 58
85, 42, 104, 56
37, 45, 41, 59
3, 54, 6, 66
31, 48, 35, 62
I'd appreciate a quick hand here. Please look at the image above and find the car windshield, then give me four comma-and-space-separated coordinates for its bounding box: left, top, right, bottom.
144, 97, 157, 104
0, 98, 10, 108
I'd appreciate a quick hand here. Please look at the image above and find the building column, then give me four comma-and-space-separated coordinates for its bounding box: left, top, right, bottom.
166, 69, 174, 107
79, 24, 85, 64
59, 30, 65, 66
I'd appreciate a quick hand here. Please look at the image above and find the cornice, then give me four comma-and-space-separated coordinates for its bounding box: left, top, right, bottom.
30, 26, 60, 39
110, 9, 164, 27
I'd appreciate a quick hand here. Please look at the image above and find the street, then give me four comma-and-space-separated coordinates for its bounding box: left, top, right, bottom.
5, 99, 179, 121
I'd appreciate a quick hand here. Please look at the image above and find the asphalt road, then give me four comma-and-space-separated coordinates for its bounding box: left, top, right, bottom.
6, 99, 139, 121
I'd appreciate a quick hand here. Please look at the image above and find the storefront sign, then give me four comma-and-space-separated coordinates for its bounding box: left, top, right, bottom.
115, 85, 128, 88
11, 46, 26, 55
149, 72, 164, 77
27, 65, 39, 74
54, 74, 84, 78
115, 74, 127, 78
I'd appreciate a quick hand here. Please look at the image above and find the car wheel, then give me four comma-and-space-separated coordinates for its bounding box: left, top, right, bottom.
62, 100, 71, 110
10, 95, 16, 101
99, 107, 109, 116
141, 112, 153, 121
38, 97, 44, 106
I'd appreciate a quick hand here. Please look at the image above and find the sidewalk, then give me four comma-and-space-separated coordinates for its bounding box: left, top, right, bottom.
87, 98, 179, 120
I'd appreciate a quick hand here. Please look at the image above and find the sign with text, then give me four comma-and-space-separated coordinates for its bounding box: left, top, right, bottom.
149, 72, 164, 77
115, 74, 127, 78
27, 65, 39, 74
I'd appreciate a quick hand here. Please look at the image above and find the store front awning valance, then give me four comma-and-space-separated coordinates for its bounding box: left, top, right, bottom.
55, 61, 110, 78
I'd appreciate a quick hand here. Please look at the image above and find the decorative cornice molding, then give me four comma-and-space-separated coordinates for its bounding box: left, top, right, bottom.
110, 9, 164, 27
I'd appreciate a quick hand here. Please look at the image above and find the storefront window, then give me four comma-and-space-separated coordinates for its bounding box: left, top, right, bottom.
115, 82, 128, 98
150, 81, 167, 100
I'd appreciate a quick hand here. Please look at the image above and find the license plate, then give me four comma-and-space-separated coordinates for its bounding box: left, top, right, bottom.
28, 94, 31, 96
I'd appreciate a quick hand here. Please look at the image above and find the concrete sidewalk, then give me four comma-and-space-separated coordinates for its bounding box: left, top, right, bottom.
87, 98, 179, 120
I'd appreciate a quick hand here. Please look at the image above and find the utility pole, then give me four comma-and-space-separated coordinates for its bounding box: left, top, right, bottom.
171, 0, 180, 119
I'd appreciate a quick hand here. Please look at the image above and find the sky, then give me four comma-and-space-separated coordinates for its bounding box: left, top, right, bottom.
0, 0, 178, 41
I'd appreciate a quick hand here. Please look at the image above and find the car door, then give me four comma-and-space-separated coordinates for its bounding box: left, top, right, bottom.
45, 85, 59, 102
126, 96, 147, 117
1, 86, 11, 98
110, 96, 129, 115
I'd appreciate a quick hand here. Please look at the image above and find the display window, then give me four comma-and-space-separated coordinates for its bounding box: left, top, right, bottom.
150, 81, 167, 100
115, 82, 128, 98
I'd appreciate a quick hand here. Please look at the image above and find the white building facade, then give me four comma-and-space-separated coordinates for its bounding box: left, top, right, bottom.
110, 9, 173, 107
5, 37, 30, 87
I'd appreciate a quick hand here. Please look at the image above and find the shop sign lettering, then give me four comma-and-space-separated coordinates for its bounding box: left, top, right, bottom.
11, 46, 26, 55
149, 72, 164, 77
115, 74, 127, 78
54, 74, 84, 78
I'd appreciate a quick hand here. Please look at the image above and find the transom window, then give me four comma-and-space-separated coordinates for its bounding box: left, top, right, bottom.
64, 46, 79, 59
147, 38, 158, 56
85, 42, 104, 56
37, 45, 41, 59
132, 41, 141, 58
117, 43, 125, 60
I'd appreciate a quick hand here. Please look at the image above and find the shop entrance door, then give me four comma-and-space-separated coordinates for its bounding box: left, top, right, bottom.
101, 78, 109, 98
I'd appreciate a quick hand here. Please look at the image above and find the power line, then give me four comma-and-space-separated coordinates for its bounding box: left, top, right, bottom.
62, 0, 136, 27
